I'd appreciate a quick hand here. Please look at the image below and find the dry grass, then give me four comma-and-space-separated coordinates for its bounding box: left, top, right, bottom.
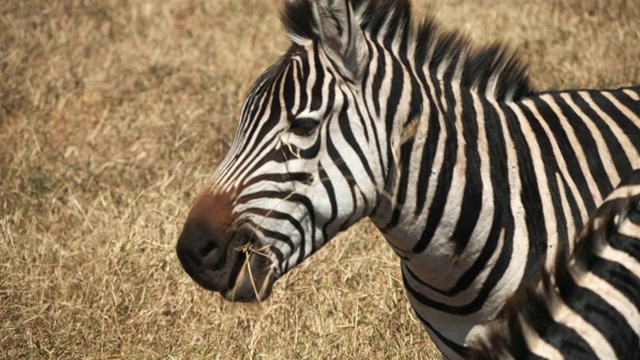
1, 0, 638, 358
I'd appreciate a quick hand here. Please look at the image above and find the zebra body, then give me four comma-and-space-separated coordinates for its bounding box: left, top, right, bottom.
374, 85, 640, 355
175, 0, 640, 358
468, 169, 640, 359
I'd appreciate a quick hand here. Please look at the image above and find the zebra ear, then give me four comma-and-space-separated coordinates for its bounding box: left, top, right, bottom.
312, 0, 368, 81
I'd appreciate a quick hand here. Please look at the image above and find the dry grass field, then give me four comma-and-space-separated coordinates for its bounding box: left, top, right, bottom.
1, 0, 638, 358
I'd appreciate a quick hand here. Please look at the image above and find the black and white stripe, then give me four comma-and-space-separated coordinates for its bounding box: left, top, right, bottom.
177, 0, 640, 358
468, 169, 640, 360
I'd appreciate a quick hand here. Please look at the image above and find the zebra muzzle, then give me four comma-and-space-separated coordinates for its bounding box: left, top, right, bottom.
176, 218, 276, 302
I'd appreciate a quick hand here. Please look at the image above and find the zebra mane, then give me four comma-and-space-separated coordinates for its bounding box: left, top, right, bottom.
467, 192, 638, 359
281, 0, 533, 100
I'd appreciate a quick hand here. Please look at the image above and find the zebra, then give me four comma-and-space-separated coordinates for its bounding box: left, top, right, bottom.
175, 0, 640, 358
467, 169, 640, 360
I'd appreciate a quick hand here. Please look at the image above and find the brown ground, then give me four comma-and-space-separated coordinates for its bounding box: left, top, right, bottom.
1, 0, 638, 359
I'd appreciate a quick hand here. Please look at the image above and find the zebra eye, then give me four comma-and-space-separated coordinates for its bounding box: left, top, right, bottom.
289, 117, 320, 136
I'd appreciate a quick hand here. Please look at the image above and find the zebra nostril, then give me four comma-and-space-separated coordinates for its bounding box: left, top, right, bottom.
176, 214, 229, 271
199, 240, 218, 259
200, 240, 226, 269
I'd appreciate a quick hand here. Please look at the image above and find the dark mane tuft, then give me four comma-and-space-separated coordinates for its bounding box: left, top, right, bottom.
351, 0, 412, 37
281, 0, 533, 100
281, 0, 318, 41
461, 43, 532, 100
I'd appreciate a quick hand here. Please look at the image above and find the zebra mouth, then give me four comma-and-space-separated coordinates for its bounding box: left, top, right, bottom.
220, 229, 277, 302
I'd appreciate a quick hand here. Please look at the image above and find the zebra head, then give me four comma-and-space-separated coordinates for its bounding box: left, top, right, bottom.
176, 0, 388, 301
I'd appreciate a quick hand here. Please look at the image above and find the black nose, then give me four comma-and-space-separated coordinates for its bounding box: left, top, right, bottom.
176, 216, 241, 292
176, 218, 226, 273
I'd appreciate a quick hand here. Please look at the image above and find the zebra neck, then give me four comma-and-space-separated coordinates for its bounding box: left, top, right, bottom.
369, 81, 507, 289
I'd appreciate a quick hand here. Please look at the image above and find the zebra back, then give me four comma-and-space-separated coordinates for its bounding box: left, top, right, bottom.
468, 170, 640, 359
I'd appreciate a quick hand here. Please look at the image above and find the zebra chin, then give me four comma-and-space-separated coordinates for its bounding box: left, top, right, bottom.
220, 251, 277, 302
